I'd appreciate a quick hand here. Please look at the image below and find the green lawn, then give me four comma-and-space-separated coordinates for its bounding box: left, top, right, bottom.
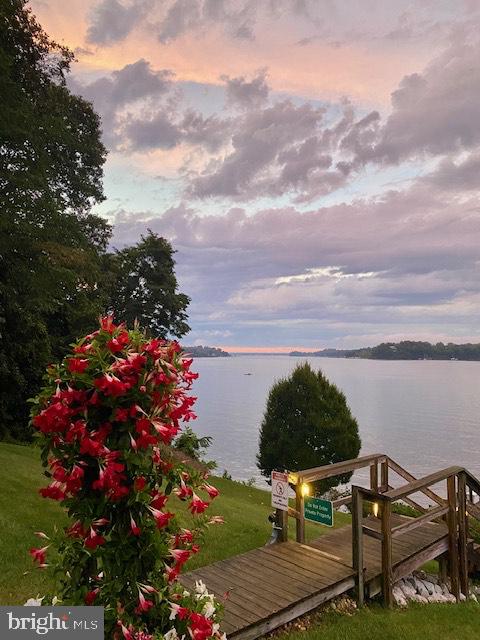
279, 602, 480, 640
1, 442, 479, 640
0, 442, 349, 604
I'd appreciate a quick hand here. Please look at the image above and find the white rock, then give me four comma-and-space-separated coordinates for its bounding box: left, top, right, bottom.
401, 581, 417, 599
434, 584, 443, 595
423, 580, 435, 596
469, 593, 478, 603
24, 597, 43, 606
434, 594, 448, 603
410, 593, 428, 604
393, 587, 408, 607
441, 584, 451, 596
445, 594, 457, 603
414, 578, 429, 598
460, 592, 467, 602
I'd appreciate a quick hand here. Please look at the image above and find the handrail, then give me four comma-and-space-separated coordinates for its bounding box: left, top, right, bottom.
464, 468, 480, 497
385, 466, 463, 501
351, 464, 467, 609
279, 453, 480, 611
386, 457, 446, 507
293, 453, 386, 484
391, 504, 449, 538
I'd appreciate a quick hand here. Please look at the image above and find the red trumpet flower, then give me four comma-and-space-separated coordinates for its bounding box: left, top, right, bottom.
29, 546, 49, 565
189, 493, 209, 515
67, 358, 89, 374
202, 483, 219, 499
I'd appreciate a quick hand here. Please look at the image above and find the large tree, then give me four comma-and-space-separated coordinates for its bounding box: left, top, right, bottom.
257, 362, 361, 493
0, 0, 108, 438
108, 231, 190, 338
0, 3, 191, 440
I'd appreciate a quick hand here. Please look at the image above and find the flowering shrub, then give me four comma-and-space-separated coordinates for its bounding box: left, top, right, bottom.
29, 317, 223, 639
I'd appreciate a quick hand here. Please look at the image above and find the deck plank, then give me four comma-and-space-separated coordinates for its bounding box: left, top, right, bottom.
180, 515, 449, 640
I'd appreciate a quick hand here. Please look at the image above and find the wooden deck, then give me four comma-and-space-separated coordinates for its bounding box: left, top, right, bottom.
180, 454, 480, 640
180, 515, 448, 640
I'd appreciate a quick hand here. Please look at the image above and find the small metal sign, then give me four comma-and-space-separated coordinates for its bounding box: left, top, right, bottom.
304, 496, 334, 527
271, 470, 289, 511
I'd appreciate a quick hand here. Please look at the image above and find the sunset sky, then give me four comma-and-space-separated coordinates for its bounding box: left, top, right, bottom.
31, 0, 480, 351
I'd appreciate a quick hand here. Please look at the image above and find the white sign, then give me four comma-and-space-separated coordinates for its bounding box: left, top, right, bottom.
271, 470, 289, 511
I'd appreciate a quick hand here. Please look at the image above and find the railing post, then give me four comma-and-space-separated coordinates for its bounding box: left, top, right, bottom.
276, 507, 289, 543
457, 472, 468, 596
381, 498, 393, 608
352, 486, 364, 607
381, 459, 389, 493
438, 553, 448, 584
295, 482, 305, 544
447, 474, 460, 600
370, 462, 378, 492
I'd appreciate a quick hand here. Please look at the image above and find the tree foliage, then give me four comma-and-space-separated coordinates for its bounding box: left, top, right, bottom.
0, 2, 190, 440
257, 363, 361, 493
0, 0, 109, 439
108, 232, 190, 339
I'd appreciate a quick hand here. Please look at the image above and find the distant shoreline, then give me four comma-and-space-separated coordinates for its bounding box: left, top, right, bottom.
290, 340, 480, 361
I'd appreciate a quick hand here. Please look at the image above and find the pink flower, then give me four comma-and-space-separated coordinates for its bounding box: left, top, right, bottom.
100, 315, 116, 334
164, 564, 179, 582
67, 358, 89, 374
134, 476, 147, 491
174, 478, 193, 501
149, 507, 174, 530
202, 483, 219, 499
170, 548, 191, 566
29, 546, 49, 565
177, 528, 194, 544
107, 331, 129, 353
84, 528, 106, 550
188, 612, 214, 640
135, 590, 154, 614
85, 588, 99, 605
150, 491, 168, 510
169, 602, 190, 620
118, 621, 133, 640
130, 514, 141, 536
34, 531, 50, 540
189, 493, 209, 515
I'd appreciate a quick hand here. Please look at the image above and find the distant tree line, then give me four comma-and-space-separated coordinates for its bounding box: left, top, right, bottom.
291, 341, 480, 361
183, 346, 230, 358
0, 1, 189, 440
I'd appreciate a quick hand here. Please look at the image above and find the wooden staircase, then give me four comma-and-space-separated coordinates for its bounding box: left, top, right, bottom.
281, 454, 480, 606
180, 455, 480, 640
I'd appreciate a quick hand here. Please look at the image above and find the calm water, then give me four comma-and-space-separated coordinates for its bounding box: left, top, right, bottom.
190, 356, 480, 492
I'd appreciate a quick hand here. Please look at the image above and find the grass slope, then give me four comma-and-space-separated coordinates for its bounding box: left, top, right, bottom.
0, 443, 349, 604
0, 443, 479, 639
279, 602, 480, 640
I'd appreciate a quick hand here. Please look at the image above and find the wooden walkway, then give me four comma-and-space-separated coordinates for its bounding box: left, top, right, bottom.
180, 454, 480, 640
181, 515, 448, 640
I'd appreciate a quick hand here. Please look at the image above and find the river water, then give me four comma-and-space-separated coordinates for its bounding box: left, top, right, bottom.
190, 356, 480, 493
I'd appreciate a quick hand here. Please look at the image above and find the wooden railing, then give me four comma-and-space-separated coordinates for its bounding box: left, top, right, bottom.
276, 454, 480, 608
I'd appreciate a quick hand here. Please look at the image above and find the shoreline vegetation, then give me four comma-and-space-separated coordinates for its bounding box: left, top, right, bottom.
183, 345, 231, 357
290, 340, 480, 361
186, 341, 480, 361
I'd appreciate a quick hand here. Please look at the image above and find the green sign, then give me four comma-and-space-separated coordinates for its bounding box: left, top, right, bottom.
304, 496, 334, 527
